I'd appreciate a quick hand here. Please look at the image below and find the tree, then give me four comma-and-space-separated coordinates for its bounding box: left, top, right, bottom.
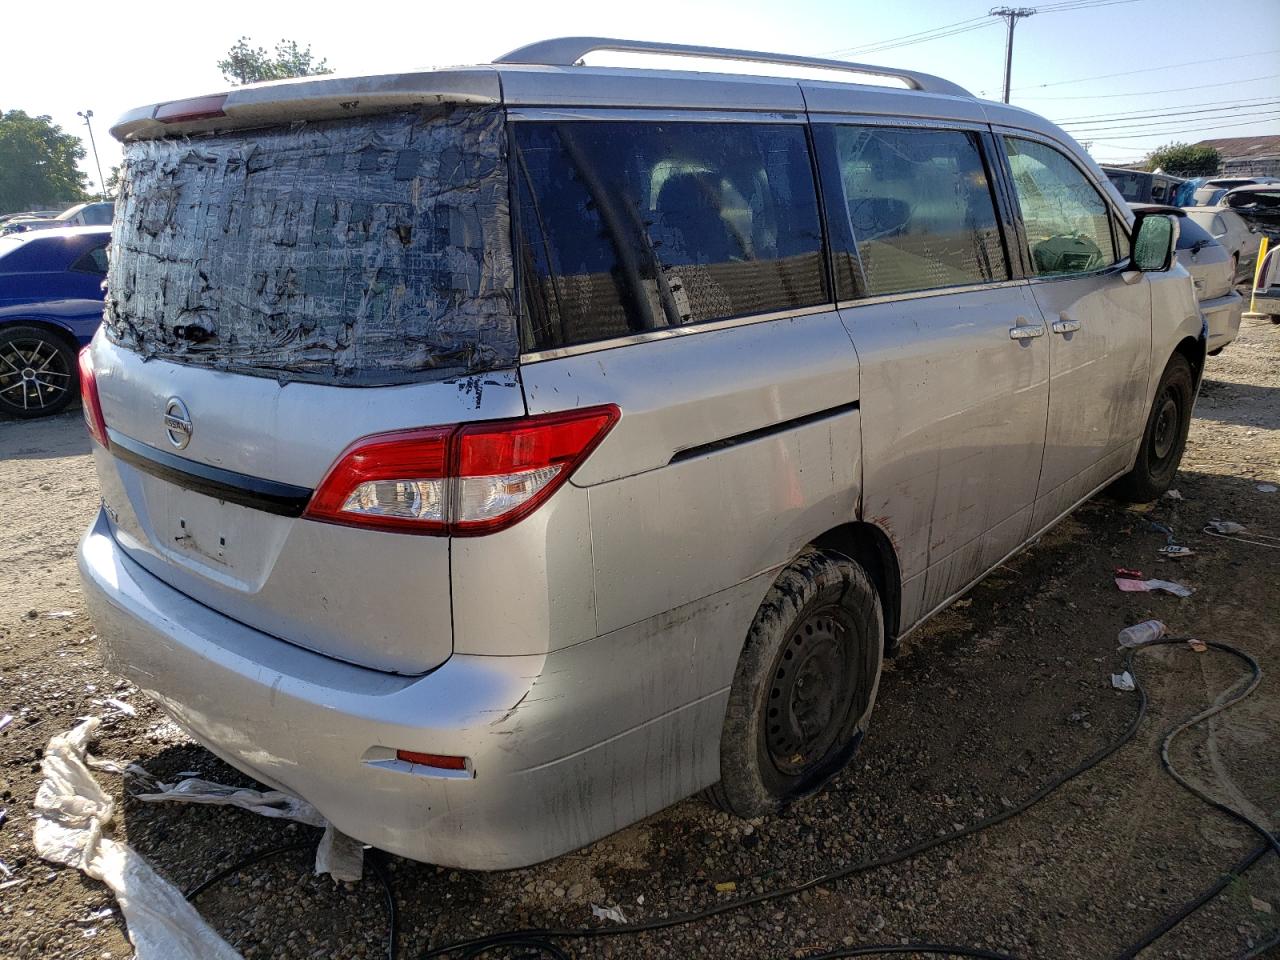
217, 37, 334, 85
104, 165, 121, 195
0, 110, 89, 213
1145, 142, 1221, 177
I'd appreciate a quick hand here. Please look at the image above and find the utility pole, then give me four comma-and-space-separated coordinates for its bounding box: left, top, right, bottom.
990, 7, 1037, 104
77, 110, 106, 200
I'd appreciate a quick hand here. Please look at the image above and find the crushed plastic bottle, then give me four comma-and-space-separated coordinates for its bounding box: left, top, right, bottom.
1118, 619, 1166, 648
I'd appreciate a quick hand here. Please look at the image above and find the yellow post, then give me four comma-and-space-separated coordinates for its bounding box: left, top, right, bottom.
1249, 236, 1270, 315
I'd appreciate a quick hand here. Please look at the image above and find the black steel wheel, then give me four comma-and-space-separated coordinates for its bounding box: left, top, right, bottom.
709, 548, 883, 817
1111, 353, 1194, 503
0, 326, 77, 418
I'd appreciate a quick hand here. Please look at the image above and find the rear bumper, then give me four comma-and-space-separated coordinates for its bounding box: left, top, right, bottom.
1202, 290, 1243, 352
1251, 286, 1280, 317
78, 508, 724, 869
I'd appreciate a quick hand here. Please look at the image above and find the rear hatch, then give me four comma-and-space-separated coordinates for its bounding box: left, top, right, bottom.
91, 96, 519, 674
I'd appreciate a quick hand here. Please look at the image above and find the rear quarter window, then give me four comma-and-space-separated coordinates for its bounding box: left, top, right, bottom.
1176, 217, 1215, 250
511, 120, 828, 353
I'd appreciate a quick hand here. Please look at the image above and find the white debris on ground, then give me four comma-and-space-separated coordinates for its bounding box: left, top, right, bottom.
32, 717, 243, 960
32, 717, 368, 959
133, 778, 364, 882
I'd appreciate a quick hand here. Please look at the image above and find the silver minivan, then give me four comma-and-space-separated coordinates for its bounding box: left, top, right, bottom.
78, 38, 1203, 870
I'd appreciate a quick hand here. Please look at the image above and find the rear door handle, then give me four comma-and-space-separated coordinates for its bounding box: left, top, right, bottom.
1052, 318, 1082, 335
1009, 322, 1046, 340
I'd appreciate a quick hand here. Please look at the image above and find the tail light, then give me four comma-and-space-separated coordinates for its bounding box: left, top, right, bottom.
304, 405, 620, 536
78, 348, 108, 447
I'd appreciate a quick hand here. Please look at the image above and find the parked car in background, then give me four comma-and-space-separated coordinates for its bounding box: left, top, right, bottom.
1183, 206, 1260, 281
1104, 166, 1183, 204
1173, 177, 1206, 207
1192, 176, 1280, 207
1132, 204, 1240, 355
1223, 184, 1280, 238
0, 201, 115, 236
0, 210, 61, 226
0, 225, 109, 417
78, 38, 1199, 872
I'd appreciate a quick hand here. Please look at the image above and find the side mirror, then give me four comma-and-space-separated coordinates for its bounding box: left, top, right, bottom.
1131, 212, 1179, 272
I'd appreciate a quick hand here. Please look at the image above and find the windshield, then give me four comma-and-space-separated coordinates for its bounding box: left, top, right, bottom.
104, 106, 516, 385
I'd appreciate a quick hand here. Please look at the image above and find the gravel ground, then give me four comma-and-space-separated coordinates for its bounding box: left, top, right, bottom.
1, 316, 1278, 960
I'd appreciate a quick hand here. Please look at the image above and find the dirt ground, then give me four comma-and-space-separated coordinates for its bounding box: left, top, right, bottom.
1, 316, 1277, 960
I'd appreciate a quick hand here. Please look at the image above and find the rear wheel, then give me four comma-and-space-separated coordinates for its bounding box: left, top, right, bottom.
0, 326, 78, 418
708, 549, 883, 818
1111, 354, 1194, 503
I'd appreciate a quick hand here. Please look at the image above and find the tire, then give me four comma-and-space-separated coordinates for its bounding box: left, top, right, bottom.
1111, 354, 1194, 503
708, 548, 883, 818
1207, 347, 1223, 357
0, 325, 78, 418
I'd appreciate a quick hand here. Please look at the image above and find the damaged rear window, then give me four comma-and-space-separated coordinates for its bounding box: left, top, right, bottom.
104, 106, 516, 385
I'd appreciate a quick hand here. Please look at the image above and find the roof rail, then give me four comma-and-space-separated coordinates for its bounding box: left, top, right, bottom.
495, 37, 973, 99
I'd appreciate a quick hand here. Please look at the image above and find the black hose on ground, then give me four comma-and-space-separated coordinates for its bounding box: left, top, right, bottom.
187, 638, 1276, 960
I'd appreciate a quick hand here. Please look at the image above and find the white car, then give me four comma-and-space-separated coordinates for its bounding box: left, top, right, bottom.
1183, 206, 1261, 282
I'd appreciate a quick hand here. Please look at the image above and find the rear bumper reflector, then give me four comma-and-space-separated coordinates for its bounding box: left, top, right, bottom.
106, 429, 312, 517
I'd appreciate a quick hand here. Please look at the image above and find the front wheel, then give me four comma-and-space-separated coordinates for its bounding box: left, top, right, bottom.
1111, 354, 1194, 503
708, 548, 883, 818
0, 325, 78, 418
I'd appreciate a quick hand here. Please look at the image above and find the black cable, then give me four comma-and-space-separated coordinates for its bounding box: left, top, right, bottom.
184, 838, 312, 901
421, 638, 1274, 960
801, 948, 1020, 960
182, 638, 1272, 960
1113, 639, 1278, 960
184, 836, 400, 960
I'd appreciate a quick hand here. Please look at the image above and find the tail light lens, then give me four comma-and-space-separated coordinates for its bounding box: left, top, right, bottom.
304, 405, 619, 536
78, 348, 108, 447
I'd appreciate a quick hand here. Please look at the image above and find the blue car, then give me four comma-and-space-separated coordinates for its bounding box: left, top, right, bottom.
0, 226, 109, 417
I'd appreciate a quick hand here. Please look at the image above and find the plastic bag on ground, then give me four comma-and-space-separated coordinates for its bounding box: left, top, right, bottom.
1111, 672, 1136, 692
1115, 577, 1193, 597
32, 718, 243, 960
134, 778, 325, 826
134, 775, 363, 882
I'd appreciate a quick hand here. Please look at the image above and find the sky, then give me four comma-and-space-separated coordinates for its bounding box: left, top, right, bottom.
3, 0, 1278, 196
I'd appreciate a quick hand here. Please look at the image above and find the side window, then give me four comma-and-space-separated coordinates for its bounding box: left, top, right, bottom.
1003, 137, 1119, 276
511, 121, 828, 353
819, 125, 1009, 299
70, 243, 109, 275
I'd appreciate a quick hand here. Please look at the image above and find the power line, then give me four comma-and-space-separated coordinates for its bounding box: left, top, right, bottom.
1066, 112, 1280, 141
824, 0, 1143, 59
1060, 100, 1280, 127
1054, 95, 1279, 123
1064, 106, 1280, 133
825, 19, 995, 58
1016, 72, 1280, 100
1013, 48, 1280, 91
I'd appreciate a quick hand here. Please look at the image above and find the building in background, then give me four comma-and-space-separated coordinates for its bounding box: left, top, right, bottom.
1193, 136, 1280, 178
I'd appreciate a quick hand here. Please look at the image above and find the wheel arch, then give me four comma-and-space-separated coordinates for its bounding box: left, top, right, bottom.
0, 316, 83, 354
1173, 333, 1206, 389
809, 521, 902, 652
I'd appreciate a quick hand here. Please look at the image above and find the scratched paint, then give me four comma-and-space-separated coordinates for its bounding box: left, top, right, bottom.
102, 106, 516, 385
